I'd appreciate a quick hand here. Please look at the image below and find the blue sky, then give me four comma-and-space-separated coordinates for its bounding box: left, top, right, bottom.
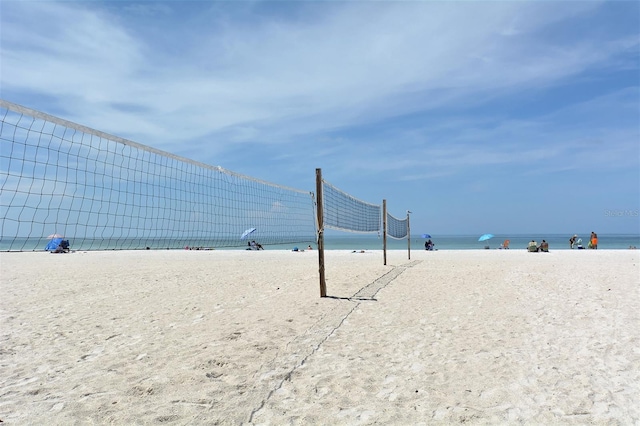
2, 0, 639, 236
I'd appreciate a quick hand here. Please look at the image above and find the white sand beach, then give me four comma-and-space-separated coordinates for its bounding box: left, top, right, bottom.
1, 249, 639, 425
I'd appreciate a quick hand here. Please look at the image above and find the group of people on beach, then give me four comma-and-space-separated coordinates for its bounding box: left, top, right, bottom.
528, 239, 549, 252
292, 245, 314, 252
569, 232, 598, 249
51, 240, 70, 253
247, 240, 264, 250
424, 239, 435, 251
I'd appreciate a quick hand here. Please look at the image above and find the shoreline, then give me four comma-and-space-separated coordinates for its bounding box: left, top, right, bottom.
2, 232, 639, 253
2, 246, 639, 255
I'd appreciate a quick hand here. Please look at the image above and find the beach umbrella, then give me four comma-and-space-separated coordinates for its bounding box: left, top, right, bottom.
47, 233, 64, 239
240, 228, 256, 240
478, 234, 494, 242
45, 237, 63, 251
421, 234, 432, 239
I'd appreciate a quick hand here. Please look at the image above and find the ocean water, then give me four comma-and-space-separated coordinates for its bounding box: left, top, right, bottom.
2, 233, 638, 252
314, 234, 640, 251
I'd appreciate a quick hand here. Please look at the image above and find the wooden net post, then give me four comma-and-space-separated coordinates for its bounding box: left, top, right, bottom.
316, 168, 327, 297
382, 199, 387, 266
407, 210, 411, 260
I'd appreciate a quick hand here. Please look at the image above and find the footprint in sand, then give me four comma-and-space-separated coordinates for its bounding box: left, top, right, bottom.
79, 346, 104, 361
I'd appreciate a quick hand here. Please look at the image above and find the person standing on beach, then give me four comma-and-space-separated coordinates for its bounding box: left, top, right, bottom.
590, 232, 598, 249
570, 235, 577, 249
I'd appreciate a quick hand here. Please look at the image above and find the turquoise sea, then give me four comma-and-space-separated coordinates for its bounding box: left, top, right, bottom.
2, 233, 638, 252
317, 233, 640, 251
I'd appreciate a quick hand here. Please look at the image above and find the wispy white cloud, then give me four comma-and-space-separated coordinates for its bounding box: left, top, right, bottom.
1, 0, 638, 233
4, 1, 630, 145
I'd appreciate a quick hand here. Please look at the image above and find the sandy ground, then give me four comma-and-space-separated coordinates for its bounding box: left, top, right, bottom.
1, 249, 638, 425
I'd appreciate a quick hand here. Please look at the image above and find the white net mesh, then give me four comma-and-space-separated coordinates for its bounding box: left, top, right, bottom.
386, 212, 409, 239
321, 180, 381, 233
1, 100, 317, 251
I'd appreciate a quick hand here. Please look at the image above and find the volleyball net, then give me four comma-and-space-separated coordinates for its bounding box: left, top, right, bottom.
1, 100, 409, 253
319, 179, 410, 241
386, 212, 409, 240
320, 180, 381, 234
0, 100, 317, 251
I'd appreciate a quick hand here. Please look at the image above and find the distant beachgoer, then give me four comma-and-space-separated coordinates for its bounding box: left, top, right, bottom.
250, 240, 263, 250
590, 232, 598, 249
51, 240, 70, 253
569, 235, 577, 249
528, 240, 538, 252
540, 240, 549, 252
307, 245, 313, 250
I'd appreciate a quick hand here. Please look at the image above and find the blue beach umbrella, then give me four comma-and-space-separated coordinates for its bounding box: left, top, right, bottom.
45, 237, 63, 251
421, 234, 432, 239
240, 228, 256, 240
478, 234, 494, 242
